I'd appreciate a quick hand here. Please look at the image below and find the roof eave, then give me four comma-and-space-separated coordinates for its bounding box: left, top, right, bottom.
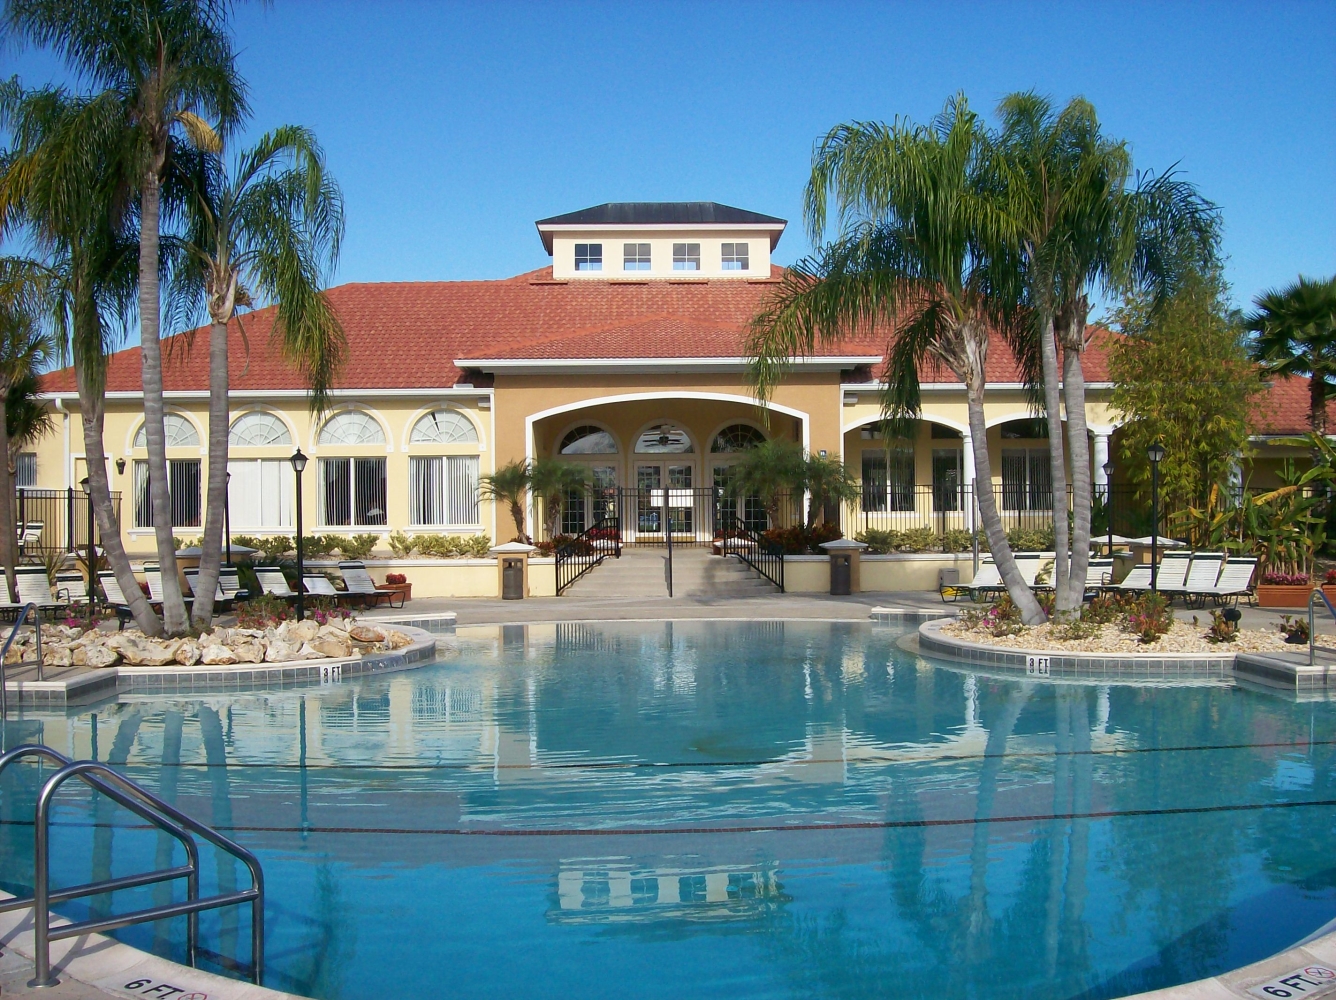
462, 355, 879, 375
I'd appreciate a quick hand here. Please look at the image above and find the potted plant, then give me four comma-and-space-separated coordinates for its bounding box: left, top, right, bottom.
1255, 571, 1314, 608
382, 572, 411, 602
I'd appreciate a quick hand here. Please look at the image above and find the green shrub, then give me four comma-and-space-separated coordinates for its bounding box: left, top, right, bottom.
855, 529, 898, 554
388, 530, 415, 558
1126, 592, 1173, 643
1006, 525, 1055, 552
896, 526, 938, 553
339, 534, 379, 560
939, 528, 973, 553
462, 534, 492, 557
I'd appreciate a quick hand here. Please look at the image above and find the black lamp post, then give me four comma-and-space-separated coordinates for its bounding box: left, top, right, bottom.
1147, 442, 1166, 592
1102, 460, 1115, 555
224, 471, 232, 566
290, 448, 307, 620
79, 477, 95, 613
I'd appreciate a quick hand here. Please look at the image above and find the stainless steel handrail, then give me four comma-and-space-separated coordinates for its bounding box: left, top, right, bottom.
0, 744, 264, 988
0, 603, 44, 731
1308, 588, 1336, 666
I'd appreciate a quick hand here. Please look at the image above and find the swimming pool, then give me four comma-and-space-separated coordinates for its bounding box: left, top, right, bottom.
1, 619, 1333, 1000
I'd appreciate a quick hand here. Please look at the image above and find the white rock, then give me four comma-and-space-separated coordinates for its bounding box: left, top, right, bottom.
42, 644, 72, 667
231, 640, 266, 663
84, 644, 120, 669
307, 635, 352, 658
174, 639, 201, 666
199, 644, 237, 665
265, 639, 301, 662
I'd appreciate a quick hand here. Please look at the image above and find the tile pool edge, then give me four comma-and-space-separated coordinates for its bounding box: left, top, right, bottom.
0, 889, 307, 999
1120, 923, 1336, 1000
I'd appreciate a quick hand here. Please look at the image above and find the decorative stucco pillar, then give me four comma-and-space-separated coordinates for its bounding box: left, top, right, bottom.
961, 429, 976, 531
1093, 433, 1110, 498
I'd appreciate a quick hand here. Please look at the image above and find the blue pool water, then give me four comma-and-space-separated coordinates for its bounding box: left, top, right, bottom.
1, 620, 1334, 1000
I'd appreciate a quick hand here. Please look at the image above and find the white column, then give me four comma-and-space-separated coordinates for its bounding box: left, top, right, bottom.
1093, 433, 1110, 498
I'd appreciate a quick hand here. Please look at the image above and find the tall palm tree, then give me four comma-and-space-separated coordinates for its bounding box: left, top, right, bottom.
724, 439, 806, 527
1247, 276, 1336, 434
7, 0, 249, 633
748, 95, 1047, 622
994, 92, 1220, 611
0, 83, 163, 633
528, 459, 591, 542
0, 263, 54, 601
173, 127, 345, 625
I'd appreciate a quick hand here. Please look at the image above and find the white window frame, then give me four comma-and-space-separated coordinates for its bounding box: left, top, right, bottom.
575, 243, 603, 272
721, 242, 749, 271
672, 243, 700, 271
623, 243, 651, 271
409, 455, 481, 528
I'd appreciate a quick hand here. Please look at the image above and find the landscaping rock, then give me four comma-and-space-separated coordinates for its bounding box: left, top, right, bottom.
279, 619, 320, 643
232, 640, 265, 663
349, 624, 386, 643
175, 639, 201, 666
265, 638, 301, 662
382, 629, 411, 649
43, 644, 72, 667
84, 644, 120, 669
200, 644, 237, 665
308, 634, 352, 658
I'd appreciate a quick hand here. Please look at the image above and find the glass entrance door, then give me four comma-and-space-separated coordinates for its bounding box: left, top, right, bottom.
636, 463, 694, 538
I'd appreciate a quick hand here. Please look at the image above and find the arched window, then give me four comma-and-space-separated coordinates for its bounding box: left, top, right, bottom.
634, 425, 692, 454
133, 413, 199, 448
411, 409, 479, 444
559, 425, 617, 455
711, 424, 765, 453
228, 411, 292, 447
318, 411, 385, 446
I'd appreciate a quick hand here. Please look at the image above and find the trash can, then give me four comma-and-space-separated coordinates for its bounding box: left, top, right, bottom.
501, 557, 525, 600
820, 538, 869, 596
829, 553, 853, 596
490, 541, 537, 600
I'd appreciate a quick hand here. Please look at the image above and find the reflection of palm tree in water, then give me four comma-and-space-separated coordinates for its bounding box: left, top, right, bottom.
199, 707, 238, 963
90, 711, 143, 922
274, 862, 356, 998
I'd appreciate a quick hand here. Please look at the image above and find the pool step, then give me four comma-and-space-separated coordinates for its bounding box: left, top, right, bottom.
562, 547, 779, 598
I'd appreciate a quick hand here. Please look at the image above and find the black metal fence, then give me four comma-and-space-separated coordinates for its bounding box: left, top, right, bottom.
543, 488, 804, 546
555, 517, 622, 595
13, 489, 123, 562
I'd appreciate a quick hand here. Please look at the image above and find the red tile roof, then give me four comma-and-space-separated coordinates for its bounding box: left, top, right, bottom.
36, 265, 1124, 393
1252, 375, 1336, 436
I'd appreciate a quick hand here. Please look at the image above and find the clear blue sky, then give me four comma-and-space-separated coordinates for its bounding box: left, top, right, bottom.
6, 0, 1334, 313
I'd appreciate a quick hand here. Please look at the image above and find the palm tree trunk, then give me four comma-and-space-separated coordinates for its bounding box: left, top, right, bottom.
966, 373, 1047, 624
508, 499, 526, 543
1311, 375, 1327, 436
0, 382, 19, 604
1062, 343, 1094, 610
75, 364, 162, 635
1038, 315, 1072, 611
191, 318, 230, 627
138, 174, 188, 633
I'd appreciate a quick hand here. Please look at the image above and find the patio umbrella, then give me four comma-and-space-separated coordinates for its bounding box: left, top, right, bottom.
1124, 536, 1187, 547
175, 543, 259, 558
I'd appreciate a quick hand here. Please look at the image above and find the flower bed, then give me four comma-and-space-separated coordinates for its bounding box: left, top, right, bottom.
939, 617, 1302, 655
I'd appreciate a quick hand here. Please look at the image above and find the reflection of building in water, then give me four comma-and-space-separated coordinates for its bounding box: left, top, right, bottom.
551, 859, 786, 924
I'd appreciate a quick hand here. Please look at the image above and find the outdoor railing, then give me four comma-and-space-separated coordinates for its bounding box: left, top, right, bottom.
12, 488, 122, 562
555, 516, 622, 595
718, 513, 784, 592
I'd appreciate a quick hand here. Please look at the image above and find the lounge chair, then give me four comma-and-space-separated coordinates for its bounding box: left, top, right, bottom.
143, 564, 192, 610
302, 574, 348, 602
1117, 564, 1153, 592
0, 565, 68, 618
1150, 551, 1192, 596
254, 566, 298, 601
967, 558, 1005, 602
1193, 557, 1258, 607
337, 561, 404, 609
1014, 552, 1051, 590
17, 521, 42, 559
183, 569, 232, 612
219, 566, 248, 603
1083, 558, 1114, 596
54, 571, 86, 603
97, 571, 137, 623
1178, 552, 1227, 608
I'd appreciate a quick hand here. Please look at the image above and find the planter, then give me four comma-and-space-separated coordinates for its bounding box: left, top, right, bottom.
1255, 583, 1314, 608
1322, 585, 1336, 607
380, 581, 412, 602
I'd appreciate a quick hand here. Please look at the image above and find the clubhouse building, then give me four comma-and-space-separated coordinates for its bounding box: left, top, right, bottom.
31, 203, 1318, 596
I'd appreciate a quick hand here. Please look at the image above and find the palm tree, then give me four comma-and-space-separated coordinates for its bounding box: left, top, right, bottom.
993, 92, 1221, 613
479, 459, 531, 542
173, 127, 345, 625
0, 83, 163, 633
723, 439, 806, 527
528, 459, 591, 542
0, 266, 54, 601
1247, 276, 1336, 434
801, 454, 860, 529
7, 0, 249, 633
748, 96, 1047, 622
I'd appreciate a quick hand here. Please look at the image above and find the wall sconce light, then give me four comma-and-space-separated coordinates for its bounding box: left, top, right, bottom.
115, 458, 126, 476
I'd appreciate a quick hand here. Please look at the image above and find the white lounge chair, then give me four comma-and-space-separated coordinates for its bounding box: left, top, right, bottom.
302, 574, 343, 598
219, 566, 246, 602
1084, 558, 1114, 594
0, 565, 67, 617
1151, 551, 1192, 595
1014, 552, 1051, 589
1179, 553, 1227, 608
1117, 564, 1153, 591
1194, 557, 1258, 607
143, 564, 192, 609
967, 558, 1004, 601
254, 566, 298, 600
338, 561, 404, 609
54, 571, 85, 602
17, 521, 42, 557
183, 568, 230, 609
